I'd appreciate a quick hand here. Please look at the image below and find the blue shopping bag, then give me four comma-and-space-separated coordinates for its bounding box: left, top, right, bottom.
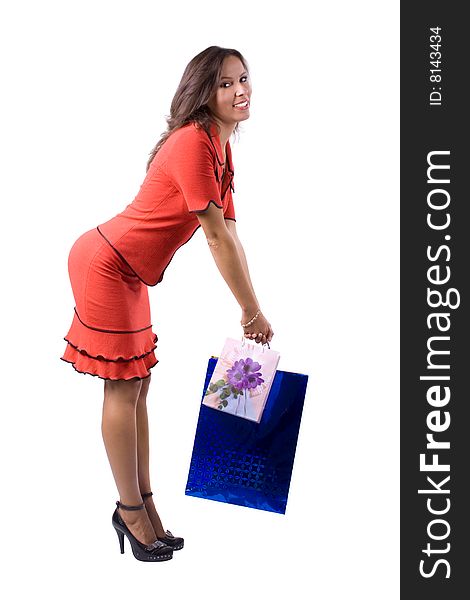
185, 357, 308, 514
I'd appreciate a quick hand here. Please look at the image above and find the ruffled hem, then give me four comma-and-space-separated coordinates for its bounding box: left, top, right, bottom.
64, 310, 158, 359
60, 352, 158, 381
61, 310, 159, 380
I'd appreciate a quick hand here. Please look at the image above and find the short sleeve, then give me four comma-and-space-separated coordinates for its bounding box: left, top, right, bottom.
223, 185, 236, 221
167, 128, 222, 213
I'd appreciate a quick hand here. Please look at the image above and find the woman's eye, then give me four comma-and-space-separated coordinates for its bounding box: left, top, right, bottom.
221, 76, 248, 88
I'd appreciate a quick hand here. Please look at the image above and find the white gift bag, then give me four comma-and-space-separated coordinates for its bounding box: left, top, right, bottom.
202, 338, 281, 423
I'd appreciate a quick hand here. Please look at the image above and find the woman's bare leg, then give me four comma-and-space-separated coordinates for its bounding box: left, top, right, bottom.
136, 374, 167, 538
101, 377, 157, 545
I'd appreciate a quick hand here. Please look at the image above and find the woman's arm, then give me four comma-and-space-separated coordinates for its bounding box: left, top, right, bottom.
195, 204, 259, 314
195, 205, 272, 343
224, 219, 260, 308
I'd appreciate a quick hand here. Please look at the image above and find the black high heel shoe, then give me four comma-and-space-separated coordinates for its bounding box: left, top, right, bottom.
112, 500, 173, 562
141, 491, 185, 551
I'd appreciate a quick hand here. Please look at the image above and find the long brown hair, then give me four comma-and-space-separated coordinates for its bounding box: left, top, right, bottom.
145, 46, 250, 172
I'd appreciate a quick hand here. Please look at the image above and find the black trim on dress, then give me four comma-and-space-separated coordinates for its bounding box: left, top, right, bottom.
73, 306, 154, 334
96, 226, 153, 287
221, 178, 232, 201
60, 357, 158, 381
64, 337, 158, 362
203, 124, 235, 197
205, 129, 226, 167
189, 199, 224, 213
154, 223, 203, 284
97, 224, 204, 288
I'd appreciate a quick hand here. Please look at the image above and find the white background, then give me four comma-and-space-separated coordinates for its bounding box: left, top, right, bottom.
0, 1, 399, 598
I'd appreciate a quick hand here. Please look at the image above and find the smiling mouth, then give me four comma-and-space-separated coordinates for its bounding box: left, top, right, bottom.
233, 100, 249, 109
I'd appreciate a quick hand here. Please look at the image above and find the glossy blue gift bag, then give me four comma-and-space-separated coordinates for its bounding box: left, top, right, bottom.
185, 357, 308, 514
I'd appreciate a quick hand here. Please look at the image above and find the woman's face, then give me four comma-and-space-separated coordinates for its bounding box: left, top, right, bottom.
208, 55, 251, 125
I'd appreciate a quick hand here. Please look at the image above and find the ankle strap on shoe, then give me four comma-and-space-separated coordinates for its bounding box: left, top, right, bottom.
141, 491, 153, 499
116, 500, 145, 511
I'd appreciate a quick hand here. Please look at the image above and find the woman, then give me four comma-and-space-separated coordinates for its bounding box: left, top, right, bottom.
61, 46, 274, 562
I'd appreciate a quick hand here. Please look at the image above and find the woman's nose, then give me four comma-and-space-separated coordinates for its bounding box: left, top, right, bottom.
235, 82, 249, 96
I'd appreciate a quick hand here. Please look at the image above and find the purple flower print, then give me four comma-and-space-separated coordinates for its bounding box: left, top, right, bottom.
226, 357, 264, 392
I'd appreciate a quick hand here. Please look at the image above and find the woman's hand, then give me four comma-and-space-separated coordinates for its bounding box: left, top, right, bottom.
241, 309, 274, 345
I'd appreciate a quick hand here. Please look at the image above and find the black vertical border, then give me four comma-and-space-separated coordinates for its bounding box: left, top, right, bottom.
401, 3, 469, 597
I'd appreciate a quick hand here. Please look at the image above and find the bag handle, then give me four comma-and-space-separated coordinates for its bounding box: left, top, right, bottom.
240, 335, 271, 352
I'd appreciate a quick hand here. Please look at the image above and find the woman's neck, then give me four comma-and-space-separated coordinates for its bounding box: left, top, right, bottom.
213, 119, 234, 163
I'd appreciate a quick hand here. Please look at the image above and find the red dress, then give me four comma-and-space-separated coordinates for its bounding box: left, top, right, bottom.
61, 121, 236, 380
